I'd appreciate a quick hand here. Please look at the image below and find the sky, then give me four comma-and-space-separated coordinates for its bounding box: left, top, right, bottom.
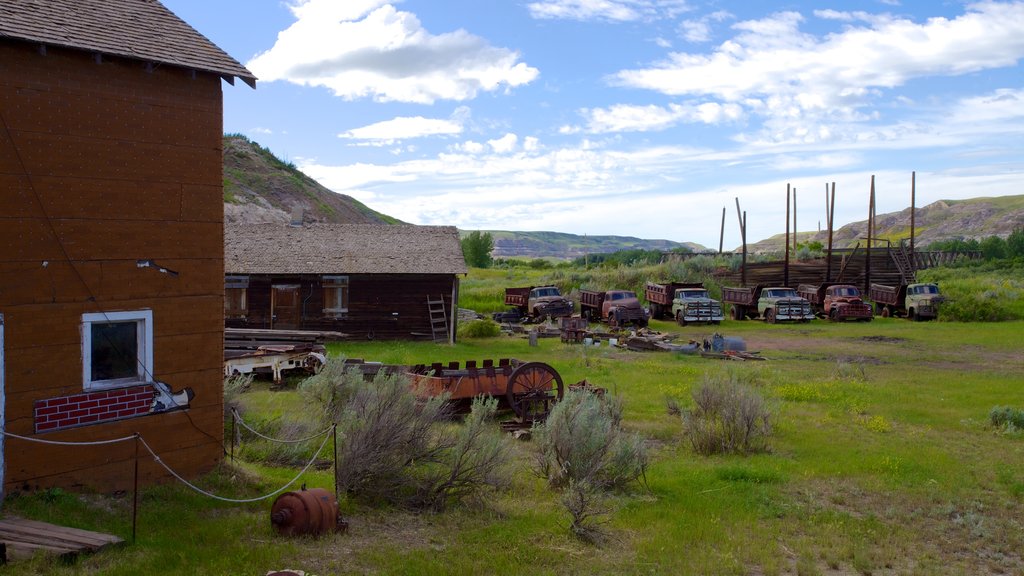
162, 0, 1024, 248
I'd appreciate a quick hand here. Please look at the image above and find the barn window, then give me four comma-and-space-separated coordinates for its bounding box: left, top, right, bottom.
82, 310, 153, 390
226, 275, 249, 318
323, 275, 349, 317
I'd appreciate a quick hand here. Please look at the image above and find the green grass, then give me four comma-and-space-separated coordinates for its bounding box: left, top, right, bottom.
5, 294, 1024, 573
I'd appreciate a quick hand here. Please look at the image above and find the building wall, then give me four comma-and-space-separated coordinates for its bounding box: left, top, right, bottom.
226, 273, 458, 341
0, 40, 225, 492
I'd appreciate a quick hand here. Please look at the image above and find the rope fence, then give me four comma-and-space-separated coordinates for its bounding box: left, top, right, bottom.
1, 418, 339, 541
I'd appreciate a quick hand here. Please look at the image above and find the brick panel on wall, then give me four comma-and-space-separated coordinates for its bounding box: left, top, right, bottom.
34, 385, 154, 433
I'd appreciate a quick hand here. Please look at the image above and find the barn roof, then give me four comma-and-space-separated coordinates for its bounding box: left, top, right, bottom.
0, 0, 256, 88
226, 224, 469, 275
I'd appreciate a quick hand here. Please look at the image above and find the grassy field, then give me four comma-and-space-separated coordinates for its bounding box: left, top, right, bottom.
5, 314, 1023, 575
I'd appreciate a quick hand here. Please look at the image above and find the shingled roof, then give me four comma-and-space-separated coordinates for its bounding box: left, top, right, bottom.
0, 0, 256, 87
226, 224, 469, 276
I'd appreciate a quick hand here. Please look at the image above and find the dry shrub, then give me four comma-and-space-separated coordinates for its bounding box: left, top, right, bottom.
683, 372, 772, 456
300, 359, 513, 510
535, 389, 647, 543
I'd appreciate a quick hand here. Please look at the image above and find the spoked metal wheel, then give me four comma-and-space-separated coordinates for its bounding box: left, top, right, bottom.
506, 362, 564, 423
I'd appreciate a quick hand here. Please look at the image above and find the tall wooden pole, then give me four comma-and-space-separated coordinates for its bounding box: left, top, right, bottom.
826, 182, 835, 283
736, 198, 747, 286
784, 184, 791, 287
865, 176, 875, 292
719, 206, 726, 254
910, 171, 916, 271
793, 187, 798, 254
742, 211, 747, 286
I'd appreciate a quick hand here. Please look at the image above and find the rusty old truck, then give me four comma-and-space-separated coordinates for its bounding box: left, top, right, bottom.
579, 288, 649, 327
797, 283, 873, 322
495, 285, 573, 322
869, 282, 944, 320
645, 281, 723, 326
722, 285, 815, 323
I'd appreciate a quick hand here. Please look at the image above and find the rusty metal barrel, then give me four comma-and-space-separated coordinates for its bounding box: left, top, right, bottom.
270, 487, 340, 537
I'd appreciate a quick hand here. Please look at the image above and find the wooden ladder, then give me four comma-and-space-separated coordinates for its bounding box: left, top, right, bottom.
427, 296, 449, 343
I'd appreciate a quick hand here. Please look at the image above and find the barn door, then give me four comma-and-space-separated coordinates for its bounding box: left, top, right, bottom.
271, 285, 301, 329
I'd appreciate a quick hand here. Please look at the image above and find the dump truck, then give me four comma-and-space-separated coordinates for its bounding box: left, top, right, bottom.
495, 285, 573, 322
645, 281, 723, 326
797, 283, 873, 322
579, 288, 649, 327
869, 282, 944, 320
722, 285, 815, 323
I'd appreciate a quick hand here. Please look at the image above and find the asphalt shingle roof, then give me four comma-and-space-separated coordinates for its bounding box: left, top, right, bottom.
0, 0, 256, 87
225, 224, 469, 276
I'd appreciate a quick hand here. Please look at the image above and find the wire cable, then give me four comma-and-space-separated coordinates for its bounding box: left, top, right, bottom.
231, 408, 333, 444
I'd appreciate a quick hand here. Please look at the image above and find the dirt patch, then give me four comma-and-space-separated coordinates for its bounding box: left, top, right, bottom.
860, 335, 906, 344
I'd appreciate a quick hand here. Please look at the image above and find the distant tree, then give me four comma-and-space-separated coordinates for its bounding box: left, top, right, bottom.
1007, 228, 1024, 259
979, 235, 1007, 260
461, 231, 494, 268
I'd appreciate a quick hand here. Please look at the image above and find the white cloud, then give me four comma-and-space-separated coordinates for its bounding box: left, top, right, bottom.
678, 11, 731, 43
612, 2, 1024, 128
247, 1, 538, 104
577, 101, 743, 133
338, 107, 470, 144
251, 127, 273, 135
526, 0, 691, 22
487, 133, 519, 153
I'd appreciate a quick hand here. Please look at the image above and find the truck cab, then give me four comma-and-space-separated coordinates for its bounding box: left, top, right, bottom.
821, 284, 873, 321
672, 287, 723, 325
527, 286, 573, 320
757, 287, 815, 323
905, 283, 943, 320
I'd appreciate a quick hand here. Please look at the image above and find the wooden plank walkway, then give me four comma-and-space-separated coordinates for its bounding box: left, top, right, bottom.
0, 517, 123, 563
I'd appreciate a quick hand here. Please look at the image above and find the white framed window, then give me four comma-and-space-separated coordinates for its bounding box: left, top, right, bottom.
82, 310, 153, 390
323, 275, 349, 317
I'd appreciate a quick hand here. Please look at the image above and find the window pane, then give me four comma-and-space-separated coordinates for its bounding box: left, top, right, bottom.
90, 321, 138, 381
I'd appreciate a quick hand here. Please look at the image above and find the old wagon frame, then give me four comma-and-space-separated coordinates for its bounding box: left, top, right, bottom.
352, 358, 565, 423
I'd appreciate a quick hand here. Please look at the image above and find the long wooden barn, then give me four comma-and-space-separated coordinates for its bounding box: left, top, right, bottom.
0, 0, 254, 494
225, 223, 468, 343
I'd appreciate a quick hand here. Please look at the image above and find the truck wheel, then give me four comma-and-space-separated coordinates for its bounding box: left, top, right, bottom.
765, 309, 776, 324
880, 306, 890, 318
909, 308, 918, 321
829, 308, 839, 321
730, 306, 742, 321
676, 310, 687, 326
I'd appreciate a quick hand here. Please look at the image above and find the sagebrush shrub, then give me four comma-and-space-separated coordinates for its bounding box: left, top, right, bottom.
300, 359, 513, 510
683, 372, 772, 456
535, 390, 647, 544
990, 406, 1024, 431
536, 390, 647, 491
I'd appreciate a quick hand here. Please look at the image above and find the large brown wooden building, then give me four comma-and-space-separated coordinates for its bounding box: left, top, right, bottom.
0, 0, 254, 494
225, 223, 467, 342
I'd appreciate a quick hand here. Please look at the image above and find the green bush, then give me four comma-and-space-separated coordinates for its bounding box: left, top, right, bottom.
990, 406, 1024, 431
536, 390, 647, 491
458, 319, 502, 338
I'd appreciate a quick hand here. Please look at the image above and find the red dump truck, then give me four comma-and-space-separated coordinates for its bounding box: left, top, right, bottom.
722, 285, 815, 323
644, 281, 724, 325
797, 283, 873, 322
579, 289, 649, 327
